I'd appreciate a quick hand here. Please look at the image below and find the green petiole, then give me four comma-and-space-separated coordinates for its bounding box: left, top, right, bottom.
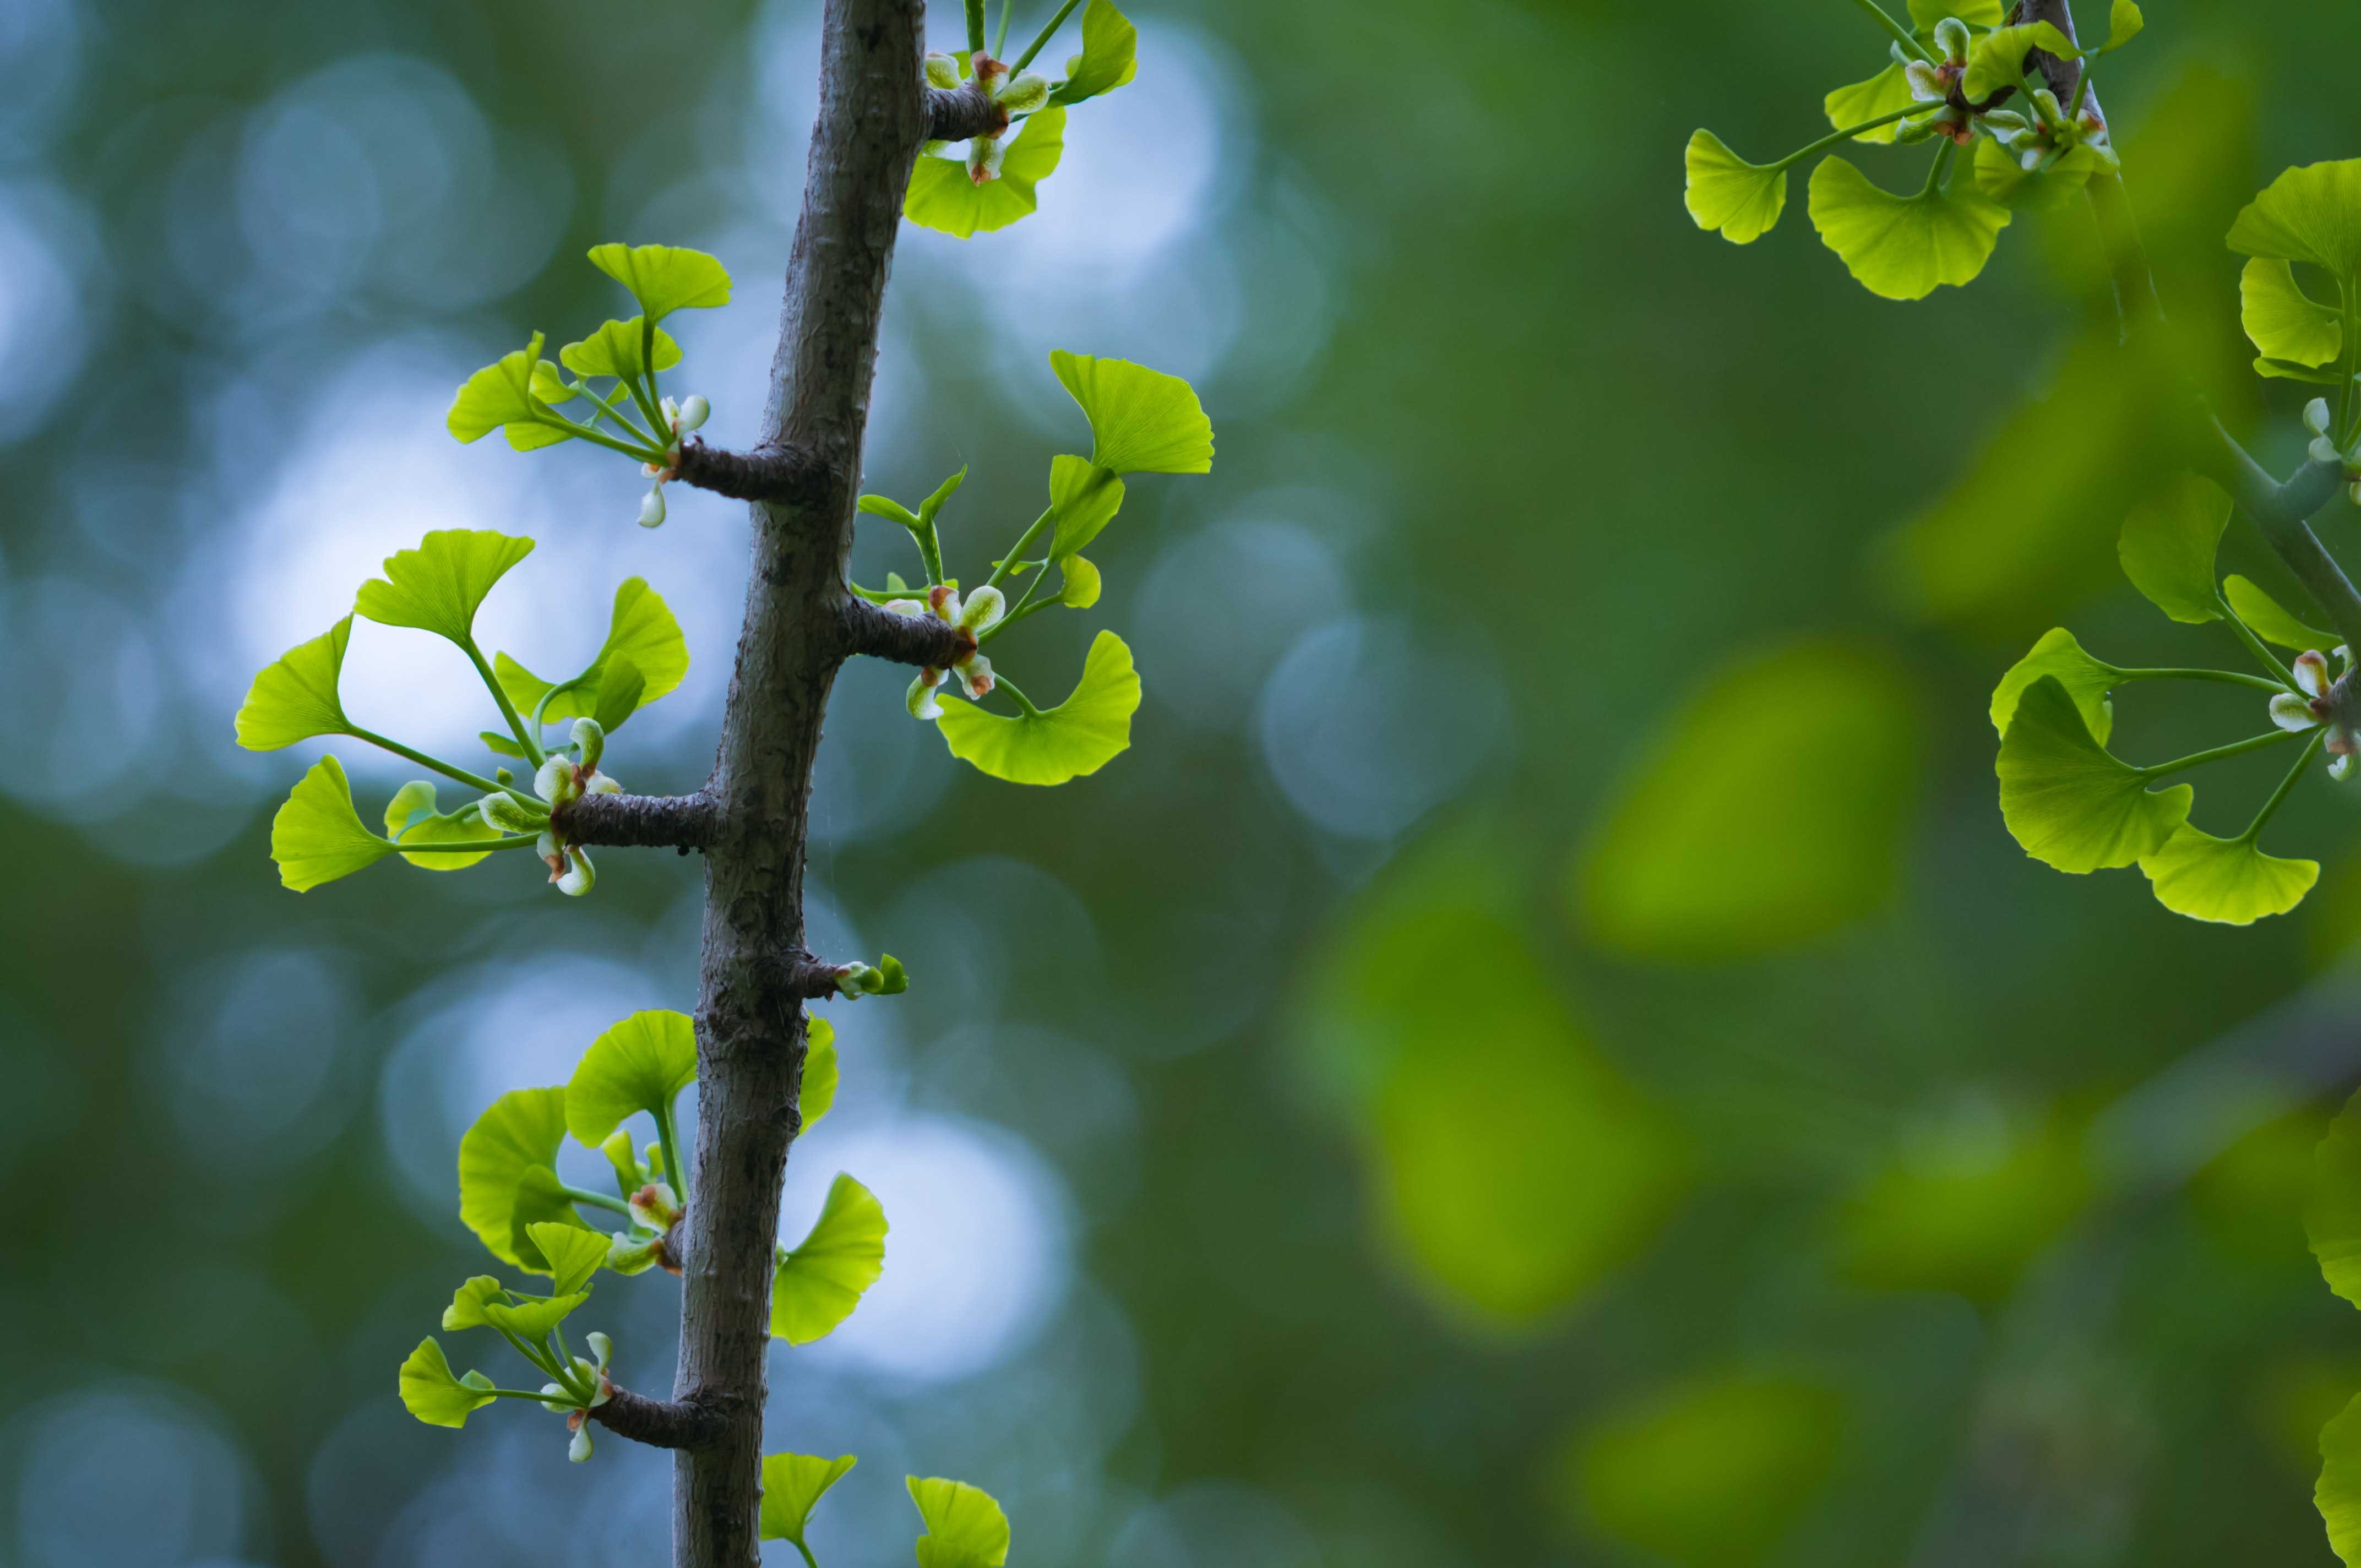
993, 0, 1011, 58
965, 0, 987, 54
2113, 667, 2288, 694
1009, 0, 1081, 72
464, 635, 547, 767
346, 726, 542, 810
654, 1097, 688, 1202
395, 835, 544, 855
982, 506, 1055, 596
1770, 104, 1941, 174
1846, 0, 1935, 62
2242, 729, 2325, 842
477, 1386, 580, 1404
992, 673, 1045, 718
557, 1182, 635, 1217
2213, 591, 2304, 690
2137, 727, 2302, 780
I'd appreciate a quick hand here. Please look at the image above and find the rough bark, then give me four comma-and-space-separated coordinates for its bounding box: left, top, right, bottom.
559, 790, 722, 850
667, 2, 934, 1563
674, 438, 824, 505
590, 1385, 729, 1450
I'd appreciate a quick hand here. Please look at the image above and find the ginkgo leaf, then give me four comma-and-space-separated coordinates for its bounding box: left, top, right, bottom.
449, 332, 563, 445
937, 629, 1139, 785
1990, 628, 2123, 744
496, 578, 689, 729
565, 1010, 698, 1146
482, 1291, 590, 1341
1046, 454, 1124, 560
442, 1276, 505, 1331
1996, 676, 2191, 873
1059, 554, 1101, 608
1824, 64, 1917, 147
2307, 1088, 2361, 1310
802, 1017, 839, 1133
761, 1453, 859, 1545
236, 616, 355, 750
2119, 475, 2231, 625
1906, 0, 2001, 25
558, 317, 684, 381
1049, 0, 1136, 105
771, 1173, 886, 1344
1808, 155, 2011, 301
271, 755, 396, 891
2256, 358, 2346, 385
2224, 574, 2338, 652
399, 1337, 496, 1428
2227, 160, 2361, 282
2320, 1394, 2361, 1566
907, 1477, 1010, 1568
383, 780, 503, 872
905, 106, 1067, 239
458, 1086, 590, 1273
1960, 21, 2081, 102
2240, 258, 2342, 368
1684, 130, 1787, 244
2139, 823, 2318, 925
1972, 136, 2112, 213
526, 1221, 610, 1296
1048, 350, 1213, 475
2096, 0, 2144, 52
356, 530, 536, 647
585, 243, 732, 320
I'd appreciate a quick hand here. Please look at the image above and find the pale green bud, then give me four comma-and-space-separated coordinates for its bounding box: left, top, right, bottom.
1933, 17, 1970, 62
571, 717, 606, 774
676, 394, 709, 433
2306, 398, 2335, 438
997, 71, 1049, 113
924, 51, 961, 88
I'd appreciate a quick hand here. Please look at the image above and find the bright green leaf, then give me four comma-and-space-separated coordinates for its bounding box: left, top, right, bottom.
2119, 473, 2231, 625
2225, 574, 2339, 652
937, 629, 1139, 786
496, 578, 689, 729
1059, 554, 1101, 608
399, 1337, 496, 1428
1046, 454, 1124, 561
1824, 64, 1917, 148
2228, 160, 2361, 281
271, 755, 396, 892
565, 1009, 698, 1147
1961, 21, 2081, 103
1683, 129, 1787, 245
2320, 1393, 2361, 1565
2140, 823, 2319, 925
1575, 640, 1923, 960
1050, 0, 1137, 105
1808, 155, 2011, 301
1989, 628, 2123, 744
448, 332, 565, 447
384, 781, 502, 872
771, 1172, 887, 1344
2257, 357, 2348, 385
559, 317, 684, 381
585, 243, 732, 321
2098, 0, 2144, 51
905, 106, 1066, 239
1907, 0, 2001, 25
1048, 350, 1214, 476
442, 1276, 504, 1331
906, 1477, 1010, 1568
2241, 257, 2342, 368
761, 1453, 858, 1545
526, 1221, 610, 1296
482, 1291, 590, 1341
2306, 1089, 2361, 1310
1972, 135, 2112, 213
355, 530, 536, 647
458, 1086, 589, 1273
235, 617, 355, 750
1995, 675, 2191, 873
802, 1016, 839, 1133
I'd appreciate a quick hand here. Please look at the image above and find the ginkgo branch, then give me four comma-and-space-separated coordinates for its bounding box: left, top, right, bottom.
589, 1385, 731, 1450
557, 790, 724, 851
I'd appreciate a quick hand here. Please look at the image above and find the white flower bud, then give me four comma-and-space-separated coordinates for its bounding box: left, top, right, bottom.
2305, 398, 2334, 437
536, 755, 583, 806
585, 771, 622, 796
2314, 435, 2344, 466
884, 597, 926, 618
966, 134, 1007, 186
481, 792, 546, 834
629, 1182, 681, 1231
586, 1332, 613, 1371
907, 668, 945, 721
555, 846, 595, 896
924, 51, 962, 88
1933, 17, 1971, 61
676, 395, 709, 433
639, 486, 667, 529
955, 651, 994, 699
997, 71, 1049, 113
2271, 692, 2323, 732
607, 1230, 666, 1275
2296, 649, 2332, 698
569, 1425, 593, 1463
1903, 60, 1946, 103
571, 717, 606, 773
2335, 753, 2354, 782
957, 584, 1006, 631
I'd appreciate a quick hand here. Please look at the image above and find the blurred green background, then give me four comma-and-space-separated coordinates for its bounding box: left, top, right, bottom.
8, 0, 2361, 1564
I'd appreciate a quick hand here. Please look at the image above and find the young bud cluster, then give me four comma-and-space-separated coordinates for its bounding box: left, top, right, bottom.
2267, 647, 2361, 780
887, 584, 1005, 720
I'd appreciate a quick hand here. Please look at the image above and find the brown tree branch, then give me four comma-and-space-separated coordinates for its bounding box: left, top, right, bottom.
758, 950, 862, 1001
839, 595, 970, 667
673, 438, 826, 505
588, 1385, 732, 1450
557, 791, 723, 851
926, 83, 1004, 142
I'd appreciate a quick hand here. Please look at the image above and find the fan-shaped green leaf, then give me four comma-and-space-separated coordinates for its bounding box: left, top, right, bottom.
1808, 155, 2010, 301
2119, 475, 2231, 625
1047, 454, 1124, 561
442, 1276, 504, 1331
399, 1337, 496, 1428
449, 333, 563, 445
585, 243, 732, 320
2257, 358, 2346, 385
356, 530, 536, 647
907, 1477, 1010, 1568
1059, 554, 1101, 608
1960, 21, 2081, 102
1683, 130, 1787, 244
802, 1017, 839, 1133
1972, 136, 2112, 213
482, 1290, 590, 1341
771, 1173, 886, 1344
559, 317, 683, 381
1990, 628, 2123, 743
2307, 1089, 2361, 1310
1996, 676, 2191, 872
458, 1086, 588, 1272
2241, 258, 2342, 369
761, 1453, 859, 1545
2096, 0, 2144, 52
565, 1010, 698, 1146
2139, 823, 2318, 924
271, 755, 396, 892
1049, 350, 1214, 476
495, 578, 688, 730
937, 629, 1139, 785
1907, 0, 2001, 25
236, 617, 355, 750
2320, 1393, 2361, 1566
905, 106, 1067, 238
2225, 574, 2338, 652
1050, 0, 1136, 105
2228, 161, 2361, 281
526, 1221, 610, 1296
382, 780, 503, 872
1824, 64, 1917, 148
1574, 640, 1923, 960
